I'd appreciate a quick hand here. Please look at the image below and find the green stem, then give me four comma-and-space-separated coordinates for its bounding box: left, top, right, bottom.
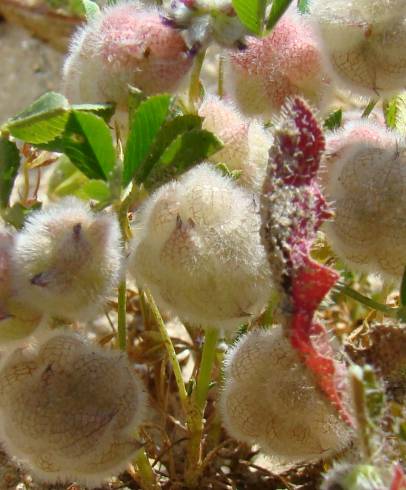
350, 367, 373, 461
195, 328, 219, 411
145, 290, 188, 413
362, 98, 378, 118
117, 279, 127, 351
185, 327, 219, 487
336, 283, 397, 317
189, 48, 207, 111
134, 448, 159, 490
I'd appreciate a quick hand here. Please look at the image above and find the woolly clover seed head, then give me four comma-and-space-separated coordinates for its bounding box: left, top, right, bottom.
12, 197, 123, 321
322, 126, 406, 279
63, 2, 192, 106
310, 0, 406, 96
226, 6, 330, 117
220, 326, 351, 468
128, 163, 272, 332
0, 330, 147, 488
198, 95, 272, 189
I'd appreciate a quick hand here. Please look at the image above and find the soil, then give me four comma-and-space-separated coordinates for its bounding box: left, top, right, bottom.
0, 18, 63, 123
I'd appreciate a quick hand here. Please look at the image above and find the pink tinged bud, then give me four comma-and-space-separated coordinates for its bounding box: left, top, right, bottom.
226, 8, 331, 116
63, 3, 192, 106
261, 97, 352, 424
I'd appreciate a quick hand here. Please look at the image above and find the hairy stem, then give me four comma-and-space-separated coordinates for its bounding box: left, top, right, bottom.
336, 283, 397, 317
185, 327, 219, 487
189, 48, 207, 111
134, 448, 160, 490
117, 279, 127, 351
145, 289, 188, 413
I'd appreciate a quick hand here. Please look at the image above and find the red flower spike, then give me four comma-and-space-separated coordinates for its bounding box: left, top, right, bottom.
391, 464, 406, 490
261, 96, 352, 425
271, 97, 325, 186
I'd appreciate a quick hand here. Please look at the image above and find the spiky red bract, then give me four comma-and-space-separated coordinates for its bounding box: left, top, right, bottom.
261, 96, 352, 425
390, 464, 406, 490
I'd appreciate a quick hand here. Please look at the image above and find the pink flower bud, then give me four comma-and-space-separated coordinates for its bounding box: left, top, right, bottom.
226, 7, 330, 117
63, 2, 193, 106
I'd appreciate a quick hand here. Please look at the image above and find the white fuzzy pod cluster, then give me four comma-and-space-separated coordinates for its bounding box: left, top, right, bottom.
12, 197, 123, 321
63, 2, 192, 106
198, 95, 272, 189
220, 326, 351, 468
0, 330, 147, 488
128, 164, 272, 331
322, 121, 406, 279
310, 0, 406, 95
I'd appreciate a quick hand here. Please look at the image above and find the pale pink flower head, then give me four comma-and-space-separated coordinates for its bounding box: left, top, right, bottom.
63, 2, 193, 106
226, 7, 330, 117
198, 95, 272, 188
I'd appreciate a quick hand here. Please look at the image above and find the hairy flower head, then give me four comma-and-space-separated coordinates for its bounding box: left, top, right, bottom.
310, 0, 406, 96
12, 197, 123, 321
0, 330, 147, 488
198, 95, 272, 188
63, 2, 192, 106
220, 326, 351, 469
129, 164, 272, 331
226, 6, 330, 117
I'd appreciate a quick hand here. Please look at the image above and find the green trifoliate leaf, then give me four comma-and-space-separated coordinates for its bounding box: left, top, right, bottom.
232, 0, 267, 35
266, 0, 294, 31
0, 137, 20, 208
41, 111, 115, 181
123, 94, 172, 187
324, 109, 343, 131
81, 0, 100, 19
144, 129, 223, 189
3, 92, 70, 144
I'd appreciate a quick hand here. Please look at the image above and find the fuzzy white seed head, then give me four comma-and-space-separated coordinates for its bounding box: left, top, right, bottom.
0, 330, 147, 488
322, 123, 406, 279
128, 164, 272, 332
310, 0, 406, 96
198, 95, 272, 188
63, 2, 192, 106
220, 326, 351, 468
12, 197, 123, 321
226, 6, 331, 117
0, 228, 42, 343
